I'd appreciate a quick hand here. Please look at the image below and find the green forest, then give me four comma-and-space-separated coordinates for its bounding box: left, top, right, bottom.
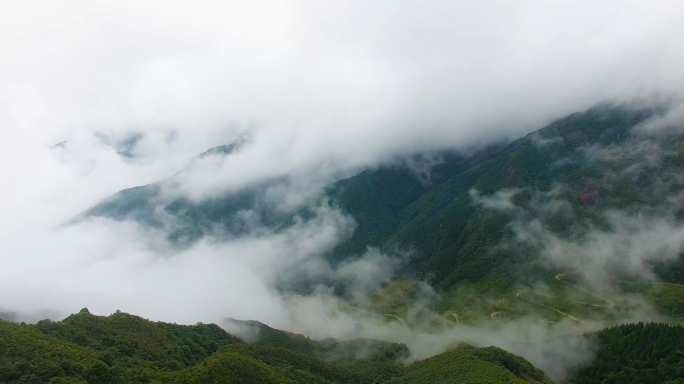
4, 309, 684, 383
0, 309, 552, 384
568, 323, 684, 384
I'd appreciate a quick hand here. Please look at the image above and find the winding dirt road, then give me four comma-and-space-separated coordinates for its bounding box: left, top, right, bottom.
449, 313, 460, 324
555, 274, 615, 308
490, 311, 503, 323
512, 274, 621, 322
382, 313, 406, 326
516, 290, 580, 322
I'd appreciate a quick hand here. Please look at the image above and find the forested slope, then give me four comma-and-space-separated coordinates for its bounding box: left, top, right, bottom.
329, 105, 684, 290
80, 136, 505, 249
82, 104, 684, 292
0, 310, 551, 384
568, 323, 684, 384
388, 106, 661, 286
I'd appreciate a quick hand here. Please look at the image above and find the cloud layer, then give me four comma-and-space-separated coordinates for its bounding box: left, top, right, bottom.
2, 2, 684, 380
3, 0, 684, 206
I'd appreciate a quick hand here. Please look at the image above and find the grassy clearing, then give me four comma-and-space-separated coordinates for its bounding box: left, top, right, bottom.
435, 273, 684, 325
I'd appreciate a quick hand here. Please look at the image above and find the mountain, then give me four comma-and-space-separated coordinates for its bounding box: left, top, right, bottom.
79, 136, 506, 245
77, 136, 272, 243
331, 104, 684, 289
0, 310, 552, 384
323, 145, 507, 259
332, 106, 658, 279
78, 104, 684, 318
330, 104, 684, 325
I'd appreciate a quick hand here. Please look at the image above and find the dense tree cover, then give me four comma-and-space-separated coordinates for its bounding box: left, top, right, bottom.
326, 106, 684, 323
568, 323, 684, 384
232, 320, 321, 356
183, 350, 290, 384
0, 311, 550, 384
220, 320, 411, 382
0, 318, 96, 383
35, 309, 239, 371
386, 345, 553, 384
323, 145, 506, 259
199, 344, 363, 384
364, 106, 672, 289
0, 308, 241, 383
313, 105, 684, 306
280, 105, 684, 295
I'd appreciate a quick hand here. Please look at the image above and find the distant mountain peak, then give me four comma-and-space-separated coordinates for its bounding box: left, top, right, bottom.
197, 135, 251, 159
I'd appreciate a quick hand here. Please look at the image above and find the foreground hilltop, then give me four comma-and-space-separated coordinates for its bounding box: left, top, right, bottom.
3, 309, 684, 383
0, 309, 551, 384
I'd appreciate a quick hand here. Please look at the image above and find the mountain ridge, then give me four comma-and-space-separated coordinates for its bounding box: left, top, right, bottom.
77, 103, 684, 295
0, 310, 554, 384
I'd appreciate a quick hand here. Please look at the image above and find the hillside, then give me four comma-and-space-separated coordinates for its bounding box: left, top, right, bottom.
76, 104, 684, 325
568, 323, 684, 384
0, 310, 552, 384
81, 104, 684, 288
316, 105, 684, 325
340, 105, 675, 286
387, 345, 552, 384
79, 138, 505, 246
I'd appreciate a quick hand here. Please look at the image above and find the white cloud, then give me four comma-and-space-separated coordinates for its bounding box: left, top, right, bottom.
0, 205, 355, 326
3, 1, 684, 205
470, 188, 522, 211
1, 0, 684, 349
515, 212, 684, 289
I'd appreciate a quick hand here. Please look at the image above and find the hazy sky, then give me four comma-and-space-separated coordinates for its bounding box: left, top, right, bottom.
1, 0, 684, 326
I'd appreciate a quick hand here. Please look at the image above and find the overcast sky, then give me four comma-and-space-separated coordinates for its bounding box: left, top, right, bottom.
1, 0, 684, 325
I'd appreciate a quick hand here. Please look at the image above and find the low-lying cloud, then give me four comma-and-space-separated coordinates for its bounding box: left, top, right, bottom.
470, 188, 522, 212
0, 204, 356, 326
2, 1, 684, 382
3, 1, 684, 204
516, 212, 684, 288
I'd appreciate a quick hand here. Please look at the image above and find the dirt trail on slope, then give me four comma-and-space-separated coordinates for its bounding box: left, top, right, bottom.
449, 313, 459, 324
440, 313, 460, 330
516, 291, 580, 322
555, 274, 616, 308
382, 313, 406, 326
512, 274, 618, 322
490, 311, 503, 324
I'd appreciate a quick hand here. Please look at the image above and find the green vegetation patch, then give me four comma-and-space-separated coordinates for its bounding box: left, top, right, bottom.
0, 310, 554, 384
568, 323, 684, 384
387, 345, 552, 384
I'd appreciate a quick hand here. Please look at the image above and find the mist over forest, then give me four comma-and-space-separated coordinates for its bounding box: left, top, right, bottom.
2, 1, 684, 383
